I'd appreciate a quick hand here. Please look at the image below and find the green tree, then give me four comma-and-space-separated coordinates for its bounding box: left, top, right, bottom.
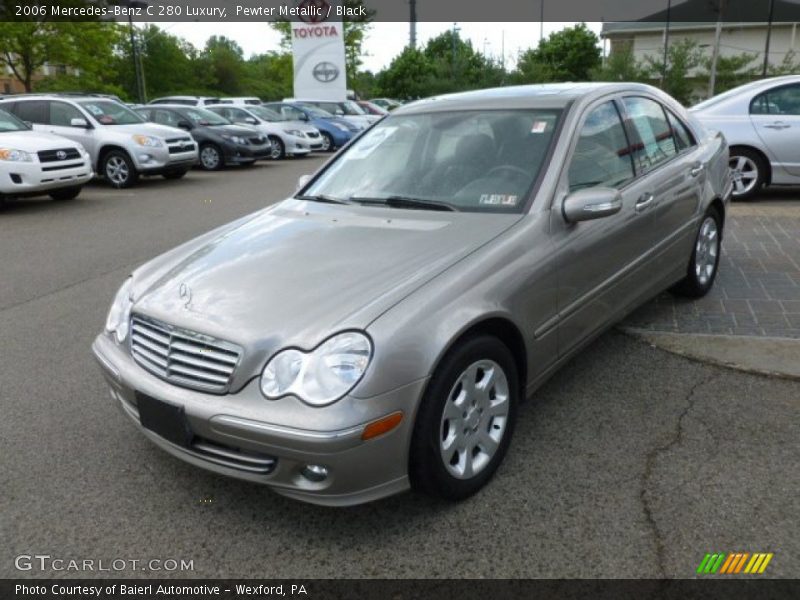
704, 52, 759, 94
376, 47, 436, 99
591, 44, 650, 83
644, 39, 704, 105
0, 21, 77, 91
245, 51, 293, 100
203, 36, 246, 95
513, 23, 601, 83
767, 50, 800, 76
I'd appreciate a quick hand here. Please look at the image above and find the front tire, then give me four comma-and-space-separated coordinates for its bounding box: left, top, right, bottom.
102, 150, 138, 189
269, 136, 285, 160
671, 206, 722, 298
320, 132, 335, 152
410, 335, 518, 501
199, 144, 223, 171
729, 147, 766, 201
49, 186, 82, 201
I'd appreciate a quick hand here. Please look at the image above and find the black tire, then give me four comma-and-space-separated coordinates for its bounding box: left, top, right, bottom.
410, 335, 518, 501
162, 169, 188, 180
49, 186, 82, 201
268, 136, 285, 160
320, 131, 335, 152
101, 150, 138, 189
729, 147, 766, 201
671, 205, 723, 298
199, 143, 224, 171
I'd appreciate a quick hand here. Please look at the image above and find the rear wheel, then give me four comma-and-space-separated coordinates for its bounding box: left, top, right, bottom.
199, 144, 223, 171
671, 206, 722, 298
729, 147, 766, 201
410, 335, 518, 501
269, 136, 285, 160
102, 150, 138, 188
49, 186, 82, 201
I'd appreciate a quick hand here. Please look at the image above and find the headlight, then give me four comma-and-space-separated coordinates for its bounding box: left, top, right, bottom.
132, 134, 163, 148
0, 148, 33, 162
222, 134, 247, 145
284, 129, 304, 137
260, 332, 372, 406
105, 277, 134, 343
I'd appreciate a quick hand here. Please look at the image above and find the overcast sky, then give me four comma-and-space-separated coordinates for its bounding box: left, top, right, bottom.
159, 22, 604, 72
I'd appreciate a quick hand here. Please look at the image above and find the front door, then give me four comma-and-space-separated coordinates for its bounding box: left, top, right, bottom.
749, 82, 800, 177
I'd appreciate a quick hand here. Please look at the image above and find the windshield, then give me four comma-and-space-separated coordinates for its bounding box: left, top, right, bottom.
301, 109, 561, 213
249, 106, 283, 122
305, 106, 333, 118
343, 100, 366, 115
183, 107, 229, 126
79, 100, 144, 125
0, 108, 29, 132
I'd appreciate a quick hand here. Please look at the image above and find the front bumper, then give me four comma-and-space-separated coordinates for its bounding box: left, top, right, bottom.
0, 158, 92, 195
224, 141, 272, 163
92, 333, 422, 506
284, 135, 314, 155
134, 146, 198, 174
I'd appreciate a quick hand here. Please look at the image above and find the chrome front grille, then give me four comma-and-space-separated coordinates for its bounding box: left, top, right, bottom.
130, 315, 241, 394
191, 437, 276, 474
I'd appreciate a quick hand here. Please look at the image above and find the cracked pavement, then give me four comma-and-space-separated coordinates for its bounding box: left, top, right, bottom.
2, 159, 798, 578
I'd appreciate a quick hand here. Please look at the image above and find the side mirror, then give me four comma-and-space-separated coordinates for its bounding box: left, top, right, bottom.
299, 113, 309, 121
177, 120, 192, 130
562, 187, 622, 223
246, 117, 258, 125
296, 174, 312, 191
23, 120, 33, 128
70, 117, 89, 128
335, 109, 344, 116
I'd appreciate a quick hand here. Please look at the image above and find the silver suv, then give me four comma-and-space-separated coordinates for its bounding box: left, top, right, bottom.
0, 95, 198, 188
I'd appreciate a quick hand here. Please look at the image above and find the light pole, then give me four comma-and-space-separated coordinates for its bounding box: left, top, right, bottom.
127, 1, 148, 104
763, 0, 776, 77
661, 0, 672, 87
451, 22, 460, 77
708, 0, 726, 99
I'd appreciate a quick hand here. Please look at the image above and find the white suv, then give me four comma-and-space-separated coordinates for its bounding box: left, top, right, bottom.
0, 107, 92, 204
0, 95, 198, 188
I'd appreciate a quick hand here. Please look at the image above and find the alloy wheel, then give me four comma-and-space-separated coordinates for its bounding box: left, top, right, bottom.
105, 156, 130, 186
200, 146, 221, 170
439, 360, 510, 480
694, 216, 719, 286
729, 155, 759, 197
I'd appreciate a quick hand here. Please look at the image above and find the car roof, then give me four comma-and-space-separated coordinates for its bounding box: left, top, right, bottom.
394, 83, 660, 114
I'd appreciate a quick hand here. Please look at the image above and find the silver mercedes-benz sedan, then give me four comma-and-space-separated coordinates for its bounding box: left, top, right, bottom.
691, 74, 800, 200
93, 83, 731, 506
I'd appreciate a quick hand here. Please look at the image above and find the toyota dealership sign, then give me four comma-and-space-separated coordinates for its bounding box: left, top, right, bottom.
290, 0, 347, 101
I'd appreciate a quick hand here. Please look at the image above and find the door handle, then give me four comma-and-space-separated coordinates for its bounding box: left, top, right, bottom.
635, 192, 654, 212
764, 122, 791, 129
690, 164, 705, 177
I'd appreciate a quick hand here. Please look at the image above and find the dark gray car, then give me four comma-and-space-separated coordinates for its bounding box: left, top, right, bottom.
94, 83, 731, 506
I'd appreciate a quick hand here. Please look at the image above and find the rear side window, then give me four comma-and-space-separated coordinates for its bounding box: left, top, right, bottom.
622, 96, 677, 172
13, 100, 48, 124
568, 101, 635, 191
750, 84, 800, 115
666, 110, 696, 151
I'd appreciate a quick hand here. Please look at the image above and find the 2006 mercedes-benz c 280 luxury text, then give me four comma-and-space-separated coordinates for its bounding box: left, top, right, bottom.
93, 83, 732, 506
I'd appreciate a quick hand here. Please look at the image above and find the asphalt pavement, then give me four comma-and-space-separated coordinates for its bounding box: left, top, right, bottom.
1, 159, 798, 579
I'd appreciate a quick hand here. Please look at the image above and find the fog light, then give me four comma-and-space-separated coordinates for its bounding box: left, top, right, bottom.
301, 464, 329, 482
139, 153, 152, 162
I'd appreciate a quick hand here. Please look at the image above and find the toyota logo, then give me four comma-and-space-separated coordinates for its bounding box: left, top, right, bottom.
56, 150, 67, 160
312, 62, 339, 83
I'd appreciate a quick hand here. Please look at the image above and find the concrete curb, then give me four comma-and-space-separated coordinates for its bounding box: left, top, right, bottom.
618, 327, 800, 381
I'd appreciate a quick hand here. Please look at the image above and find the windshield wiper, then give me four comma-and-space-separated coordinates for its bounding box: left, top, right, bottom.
295, 194, 353, 205
349, 195, 459, 212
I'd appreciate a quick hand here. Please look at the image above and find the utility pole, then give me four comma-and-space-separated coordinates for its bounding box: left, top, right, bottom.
763, 0, 776, 76
409, 0, 417, 48
540, 0, 544, 44
451, 22, 460, 77
127, 1, 148, 103
661, 0, 672, 87
708, 0, 726, 99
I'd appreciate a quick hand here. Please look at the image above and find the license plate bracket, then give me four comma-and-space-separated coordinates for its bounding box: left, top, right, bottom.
136, 392, 193, 448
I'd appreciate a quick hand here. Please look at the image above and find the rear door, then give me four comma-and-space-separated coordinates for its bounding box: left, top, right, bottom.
46, 100, 98, 156
749, 83, 800, 176
619, 96, 704, 268
551, 98, 658, 355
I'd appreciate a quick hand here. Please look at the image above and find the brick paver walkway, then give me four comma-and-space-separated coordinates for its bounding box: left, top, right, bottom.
623, 198, 800, 338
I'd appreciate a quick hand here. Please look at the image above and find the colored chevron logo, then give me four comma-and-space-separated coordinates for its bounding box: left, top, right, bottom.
697, 552, 774, 574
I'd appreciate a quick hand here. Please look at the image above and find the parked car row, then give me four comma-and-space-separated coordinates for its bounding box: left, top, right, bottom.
0, 93, 362, 204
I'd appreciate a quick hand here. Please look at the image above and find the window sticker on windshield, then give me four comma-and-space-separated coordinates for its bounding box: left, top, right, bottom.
479, 194, 519, 206
531, 121, 548, 133
85, 104, 104, 116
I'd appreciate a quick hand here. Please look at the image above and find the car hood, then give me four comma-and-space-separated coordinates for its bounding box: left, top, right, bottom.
281, 120, 318, 133
201, 124, 259, 137
106, 122, 190, 139
132, 199, 520, 380
0, 130, 83, 152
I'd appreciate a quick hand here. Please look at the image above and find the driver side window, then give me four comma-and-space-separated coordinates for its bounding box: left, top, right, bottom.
568, 101, 635, 192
